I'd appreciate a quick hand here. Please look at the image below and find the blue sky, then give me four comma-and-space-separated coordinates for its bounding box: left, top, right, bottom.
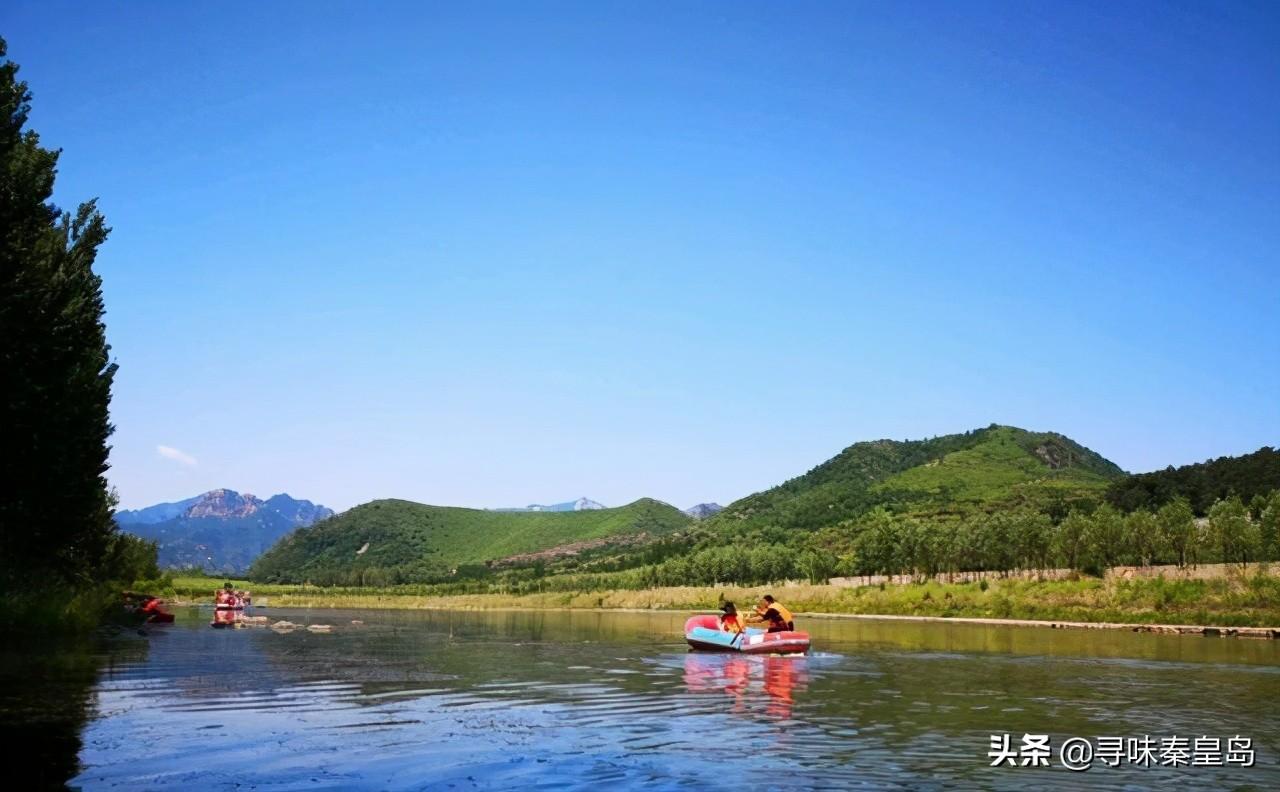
5, 1, 1277, 511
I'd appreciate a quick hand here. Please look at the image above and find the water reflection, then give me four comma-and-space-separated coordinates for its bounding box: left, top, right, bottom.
3, 608, 1276, 790
682, 654, 809, 719
0, 632, 149, 788
210, 608, 241, 629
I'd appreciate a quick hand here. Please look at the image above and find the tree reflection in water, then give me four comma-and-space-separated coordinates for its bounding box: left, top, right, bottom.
0, 633, 148, 788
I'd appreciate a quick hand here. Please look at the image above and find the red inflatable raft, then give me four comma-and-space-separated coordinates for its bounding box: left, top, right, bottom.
215, 589, 251, 610
123, 591, 175, 624
684, 615, 810, 654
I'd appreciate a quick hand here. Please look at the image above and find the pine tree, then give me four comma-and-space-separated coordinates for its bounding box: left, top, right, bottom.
0, 37, 118, 589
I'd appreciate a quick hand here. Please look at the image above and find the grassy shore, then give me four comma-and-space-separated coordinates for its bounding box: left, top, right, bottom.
167, 569, 1280, 628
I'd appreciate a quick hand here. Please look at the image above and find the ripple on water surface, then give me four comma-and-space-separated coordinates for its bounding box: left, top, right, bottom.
28, 607, 1275, 790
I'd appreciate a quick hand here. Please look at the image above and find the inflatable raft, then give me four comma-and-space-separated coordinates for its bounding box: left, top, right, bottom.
122, 591, 175, 625
215, 590, 251, 610
684, 615, 810, 654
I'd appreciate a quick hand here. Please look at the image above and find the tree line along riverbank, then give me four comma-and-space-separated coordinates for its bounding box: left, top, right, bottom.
165, 565, 1280, 632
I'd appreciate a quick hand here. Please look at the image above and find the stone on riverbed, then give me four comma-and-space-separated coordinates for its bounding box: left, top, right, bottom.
306, 624, 332, 633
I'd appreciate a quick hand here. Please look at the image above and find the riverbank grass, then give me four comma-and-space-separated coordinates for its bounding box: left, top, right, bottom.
163, 569, 1280, 628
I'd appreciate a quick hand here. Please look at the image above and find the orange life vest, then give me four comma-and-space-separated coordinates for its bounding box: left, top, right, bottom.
721, 614, 744, 634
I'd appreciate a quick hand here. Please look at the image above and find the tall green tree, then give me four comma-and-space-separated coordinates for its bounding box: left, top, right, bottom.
1209, 495, 1259, 569
0, 38, 118, 589
1155, 497, 1196, 568
854, 507, 899, 579
1012, 510, 1053, 572
1082, 504, 1126, 571
1053, 511, 1090, 572
981, 512, 1018, 576
1260, 490, 1280, 562
1124, 510, 1161, 567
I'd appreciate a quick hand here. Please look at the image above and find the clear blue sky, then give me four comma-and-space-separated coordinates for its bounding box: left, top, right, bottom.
5, 1, 1277, 512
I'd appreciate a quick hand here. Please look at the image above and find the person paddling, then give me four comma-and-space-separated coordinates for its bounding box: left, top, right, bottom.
719, 602, 745, 634
750, 595, 795, 633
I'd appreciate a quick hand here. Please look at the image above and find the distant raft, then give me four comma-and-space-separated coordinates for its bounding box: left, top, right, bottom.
684, 615, 810, 654
214, 589, 252, 610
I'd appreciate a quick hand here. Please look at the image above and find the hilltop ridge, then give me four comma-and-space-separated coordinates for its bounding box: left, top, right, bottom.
715, 425, 1124, 532
250, 497, 691, 585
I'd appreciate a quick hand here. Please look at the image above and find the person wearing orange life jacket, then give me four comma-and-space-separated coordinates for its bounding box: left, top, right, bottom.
749, 594, 795, 633
718, 601, 745, 634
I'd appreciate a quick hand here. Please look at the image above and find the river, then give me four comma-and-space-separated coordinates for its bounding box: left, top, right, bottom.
3, 607, 1276, 790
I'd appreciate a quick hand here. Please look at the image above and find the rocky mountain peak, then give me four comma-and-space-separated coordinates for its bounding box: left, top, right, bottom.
684, 503, 724, 520
117, 489, 334, 575
184, 489, 264, 519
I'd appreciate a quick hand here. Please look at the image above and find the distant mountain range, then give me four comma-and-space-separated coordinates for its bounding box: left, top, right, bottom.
245, 425, 1127, 586
494, 497, 606, 512
237, 425, 1280, 589
683, 503, 723, 520
116, 489, 333, 574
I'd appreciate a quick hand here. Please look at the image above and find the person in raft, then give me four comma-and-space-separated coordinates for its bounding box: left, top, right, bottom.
719, 602, 745, 634
750, 595, 795, 633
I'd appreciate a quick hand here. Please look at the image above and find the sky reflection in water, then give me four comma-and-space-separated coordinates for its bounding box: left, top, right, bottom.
30, 607, 1278, 790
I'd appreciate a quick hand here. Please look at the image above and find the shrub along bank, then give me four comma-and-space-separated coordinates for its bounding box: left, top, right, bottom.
168, 569, 1280, 628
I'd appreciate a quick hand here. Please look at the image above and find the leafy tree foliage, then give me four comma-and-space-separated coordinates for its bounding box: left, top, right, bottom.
1082, 505, 1126, 571
1053, 512, 1090, 572
1209, 496, 1260, 568
1155, 498, 1196, 568
1106, 447, 1280, 515
1260, 491, 1280, 562
0, 38, 136, 594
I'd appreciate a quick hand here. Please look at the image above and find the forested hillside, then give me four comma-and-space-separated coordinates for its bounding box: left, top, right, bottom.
715, 425, 1123, 533
248, 427, 1280, 596
1106, 446, 1280, 514
250, 498, 691, 585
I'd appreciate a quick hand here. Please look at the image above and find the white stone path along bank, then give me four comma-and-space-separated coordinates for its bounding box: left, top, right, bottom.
801, 611, 1280, 639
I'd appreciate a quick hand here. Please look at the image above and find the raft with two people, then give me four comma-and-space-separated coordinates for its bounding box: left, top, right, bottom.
210, 584, 254, 628
685, 595, 810, 655
215, 584, 252, 610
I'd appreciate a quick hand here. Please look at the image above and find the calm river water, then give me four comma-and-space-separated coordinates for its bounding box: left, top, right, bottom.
3, 607, 1277, 790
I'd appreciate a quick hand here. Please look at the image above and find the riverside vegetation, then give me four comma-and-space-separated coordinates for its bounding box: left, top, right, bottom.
240, 430, 1280, 628
169, 571, 1280, 628
0, 39, 161, 631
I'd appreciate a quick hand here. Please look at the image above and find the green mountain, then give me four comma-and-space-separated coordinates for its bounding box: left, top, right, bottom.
1105, 446, 1280, 515
714, 425, 1125, 532
249, 497, 691, 584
